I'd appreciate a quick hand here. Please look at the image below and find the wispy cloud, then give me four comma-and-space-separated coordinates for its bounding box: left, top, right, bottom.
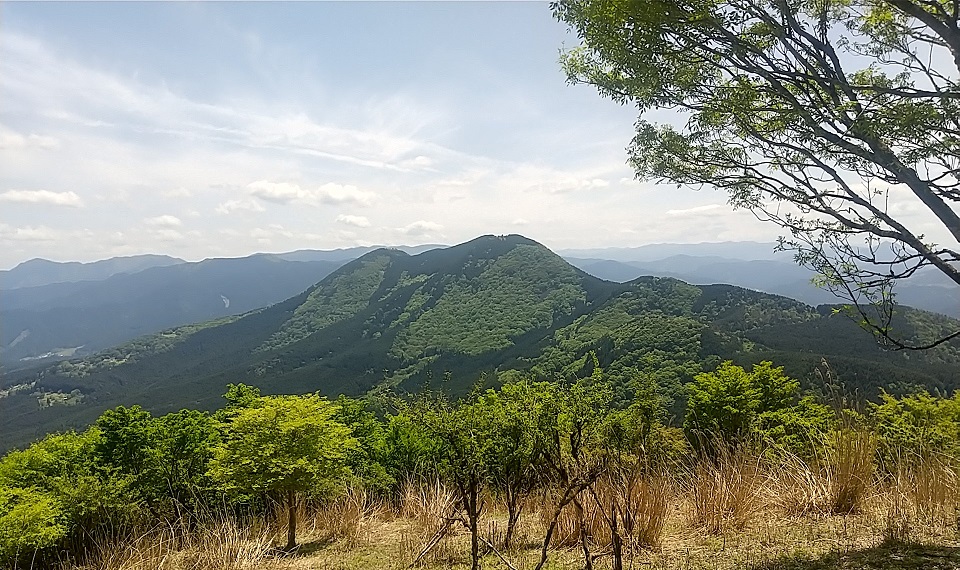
0, 189, 83, 207
0, 126, 59, 150
144, 215, 183, 227
248, 181, 376, 207
399, 220, 443, 236
215, 199, 266, 215
336, 214, 371, 228
0, 223, 61, 242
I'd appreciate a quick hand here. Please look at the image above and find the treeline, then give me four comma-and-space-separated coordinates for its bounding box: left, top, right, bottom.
2, 359, 959, 569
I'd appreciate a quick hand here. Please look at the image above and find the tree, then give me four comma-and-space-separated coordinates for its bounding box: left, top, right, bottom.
535, 377, 613, 570
685, 361, 761, 445
554, 0, 960, 349
419, 393, 500, 570
209, 393, 356, 550
479, 380, 554, 548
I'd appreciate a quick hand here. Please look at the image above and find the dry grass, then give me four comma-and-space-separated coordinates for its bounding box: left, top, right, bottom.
824, 429, 876, 515
78, 517, 278, 570
62, 451, 960, 570
686, 448, 767, 534
770, 451, 832, 516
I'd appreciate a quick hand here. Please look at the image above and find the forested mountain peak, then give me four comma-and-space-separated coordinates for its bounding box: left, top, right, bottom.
4, 235, 960, 451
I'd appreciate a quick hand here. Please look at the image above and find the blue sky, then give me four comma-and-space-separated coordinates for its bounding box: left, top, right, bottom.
0, 1, 780, 269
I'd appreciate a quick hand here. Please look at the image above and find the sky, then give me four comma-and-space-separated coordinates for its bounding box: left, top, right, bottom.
0, 1, 789, 269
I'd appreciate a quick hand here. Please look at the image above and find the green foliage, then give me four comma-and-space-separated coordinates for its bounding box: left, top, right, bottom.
94, 405, 158, 494
332, 396, 392, 491
259, 254, 393, 352
209, 393, 356, 499
381, 406, 442, 482
0, 486, 65, 562
55, 316, 241, 378
0, 429, 135, 532
393, 245, 587, 359
757, 396, 836, 458
8, 236, 960, 454
685, 361, 762, 443
685, 360, 833, 452
870, 391, 960, 462
533, 286, 705, 408
150, 410, 220, 508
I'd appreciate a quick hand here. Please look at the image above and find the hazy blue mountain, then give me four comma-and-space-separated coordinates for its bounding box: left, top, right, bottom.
276, 244, 445, 263
1, 254, 185, 290
4, 234, 959, 451
558, 241, 782, 262
566, 254, 960, 318
0, 255, 344, 367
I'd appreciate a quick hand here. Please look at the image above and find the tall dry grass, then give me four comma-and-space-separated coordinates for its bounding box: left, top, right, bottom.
770, 451, 831, 515
685, 447, 766, 534
309, 488, 384, 546
824, 429, 876, 515
396, 479, 462, 567
78, 517, 278, 570
877, 453, 959, 543
588, 472, 672, 549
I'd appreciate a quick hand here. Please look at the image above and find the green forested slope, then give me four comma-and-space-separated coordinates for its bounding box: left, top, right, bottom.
3, 234, 959, 450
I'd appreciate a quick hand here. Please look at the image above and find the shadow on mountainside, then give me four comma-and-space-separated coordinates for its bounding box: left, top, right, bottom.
748, 540, 960, 570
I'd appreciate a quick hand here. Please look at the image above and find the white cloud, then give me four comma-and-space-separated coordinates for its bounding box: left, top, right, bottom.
0, 224, 60, 242
248, 180, 376, 207
0, 126, 59, 150
666, 204, 726, 216
163, 187, 193, 198
511, 218, 529, 226
153, 229, 184, 241
399, 220, 443, 236
215, 198, 266, 215
144, 214, 183, 227
399, 155, 434, 170
336, 214, 372, 228
0, 189, 83, 207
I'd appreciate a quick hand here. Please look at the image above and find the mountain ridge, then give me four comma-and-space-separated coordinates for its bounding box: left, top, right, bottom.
3, 234, 960, 451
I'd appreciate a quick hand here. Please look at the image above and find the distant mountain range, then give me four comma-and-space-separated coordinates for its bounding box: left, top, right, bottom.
3, 235, 960, 450
4, 240, 959, 373
0, 245, 443, 370
0, 254, 185, 290
563, 254, 960, 318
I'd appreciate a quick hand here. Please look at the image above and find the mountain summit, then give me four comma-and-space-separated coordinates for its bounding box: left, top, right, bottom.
4, 234, 960, 449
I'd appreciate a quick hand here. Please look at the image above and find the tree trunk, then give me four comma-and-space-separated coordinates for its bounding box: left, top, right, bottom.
285, 489, 297, 551
611, 502, 623, 570
574, 496, 593, 570
504, 487, 522, 549
534, 484, 580, 570
467, 481, 481, 570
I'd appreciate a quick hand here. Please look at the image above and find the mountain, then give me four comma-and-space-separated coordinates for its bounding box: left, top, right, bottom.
557, 241, 782, 262
0, 255, 344, 368
0, 247, 448, 369
3, 234, 960, 450
276, 244, 445, 263
566, 254, 960, 318
1, 254, 185, 290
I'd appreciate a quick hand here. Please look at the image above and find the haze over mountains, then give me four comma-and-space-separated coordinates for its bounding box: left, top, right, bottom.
3, 235, 960, 450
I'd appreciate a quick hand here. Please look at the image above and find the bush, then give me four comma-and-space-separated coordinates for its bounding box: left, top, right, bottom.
0, 486, 66, 564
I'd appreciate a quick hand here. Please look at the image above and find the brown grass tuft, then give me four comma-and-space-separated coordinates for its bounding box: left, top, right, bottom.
685, 447, 766, 534
825, 429, 876, 515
